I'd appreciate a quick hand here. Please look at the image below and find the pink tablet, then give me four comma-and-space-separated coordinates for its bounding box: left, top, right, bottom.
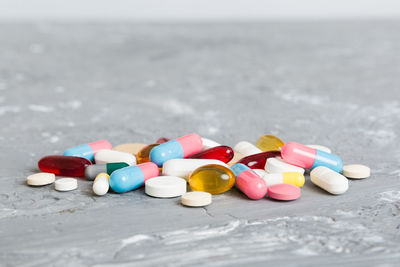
267, 184, 301, 201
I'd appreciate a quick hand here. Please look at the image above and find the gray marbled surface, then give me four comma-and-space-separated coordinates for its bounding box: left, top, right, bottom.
0, 22, 399, 266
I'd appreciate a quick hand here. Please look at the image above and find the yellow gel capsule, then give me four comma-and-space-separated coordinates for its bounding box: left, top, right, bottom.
263, 172, 305, 187
113, 143, 148, 156
189, 164, 235, 194
137, 144, 159, 164
256, 135, 284, 151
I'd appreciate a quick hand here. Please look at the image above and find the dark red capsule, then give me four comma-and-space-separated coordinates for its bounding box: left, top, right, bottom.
38, 155, 92, 177
190, 145, 234, 163
155, 137, 170, 144
238, 151, 281, 169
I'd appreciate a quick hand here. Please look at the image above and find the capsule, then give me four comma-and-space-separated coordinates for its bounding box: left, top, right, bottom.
256, 135, 284, 151
85, 162, 129, 180
149, 133, 203, 167
162, 159, 229, 180
310, 166, 348, 194
113, 143, 147, 156
234, 141, 262, 156
188, 164, 235, 194
93, 173, 110, 196
190, 146, 234, 163
281, 142, 342, 172
137, 144, 159, 164
263, 172, 305, 187
201, 137, 221, 150
63, 140, 112, 162
231, 163, 267, 200
95, 149, 136, 165
238, 151, 281, 169
109, 162, 159, 193
38, 155, 92, 177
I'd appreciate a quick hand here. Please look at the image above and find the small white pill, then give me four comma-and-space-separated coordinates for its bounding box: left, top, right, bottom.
55, 178, 78, 192
265, 157, 305, 174
181, 191, 212, 207
201, 137, 221, 150
93, 173, 110, 196
234, 141, 262, 156
162, 159, 228, 180
307, 145, 332, 153
27, 172, 55, 186
145, 176, 187, 198
95, 149, 136, 165
310, 166, 348, 195
342, 164, 370, 179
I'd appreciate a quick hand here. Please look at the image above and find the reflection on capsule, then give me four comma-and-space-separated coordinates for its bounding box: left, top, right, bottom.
188, 164, 235, 194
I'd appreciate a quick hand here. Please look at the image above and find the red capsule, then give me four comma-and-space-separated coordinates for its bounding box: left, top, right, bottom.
190, 146, 234, 163
238, 151, 281, 169
38, 155, 92, 177
155, 137, 170, 144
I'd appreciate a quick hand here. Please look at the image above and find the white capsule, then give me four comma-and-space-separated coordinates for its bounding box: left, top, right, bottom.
252, 169, 267, 178
162, 159, 229, 180
93, 173, 110, 196
201, 137, 221, 150
306, 144, 332, 153
310, 166, 348, 195
95, 149, 136, 165
234, 141, 262, 156
265, 157, 305, 174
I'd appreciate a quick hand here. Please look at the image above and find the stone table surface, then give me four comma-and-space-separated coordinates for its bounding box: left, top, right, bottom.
0, 21, 399, 266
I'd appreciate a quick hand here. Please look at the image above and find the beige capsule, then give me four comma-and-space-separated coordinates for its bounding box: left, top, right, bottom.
113, 143, 148, 156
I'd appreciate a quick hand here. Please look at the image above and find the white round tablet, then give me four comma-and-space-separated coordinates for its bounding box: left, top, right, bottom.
55, 178, 78, 192
145, 176, 187, 198
342, 164, 370, 179
181, 191, 212, 207
27, 172, 55, 186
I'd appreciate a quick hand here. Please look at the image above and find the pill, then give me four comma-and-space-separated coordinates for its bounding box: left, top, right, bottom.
137, 144, 159, 164
63, 140, 112, 162
181, 191, 212, 207
267, 184, 301, 201
95, 149, 136, 165
162, 159, 229, 180
38, 155, 92, 177
145, 176, 187, 198
342, 164, 370, 179
85, 162, 129, 180
155, 137, 170, 144
281, 142, 342, 172
93, 173, 110, 196
265, 157, 305, 174
150, 133, 203, 167
310, 166, 348, 194
231, 163, 267, 200
109, 162, 159, 193
113, 143, 147, 156
306, 145, 331, 153
228, 151, 245, 166
263, 172, 305, 187
190, 146, 234, 163
55, 178, 78, 192
188, 164, 235, 194
238, 150, 281, 169
252, 169, 267, 177
234, 141, 262, 156
201, 137, 221, 150
27, 172, 55, 186
256, 135, 284, 151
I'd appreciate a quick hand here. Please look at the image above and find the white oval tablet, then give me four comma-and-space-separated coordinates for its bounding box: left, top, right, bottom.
95, 149, 136, 165
265, 157, 305, 174
55, 178, 78, 192
310, 166, 348, 195
162, 159, 228, 180
342, 164, 370, 179
201, 137, 221, 150
93, 173, 109, 196
307, 145, 332, 153
181, 191, 212, 207
27, 172, 55, 186
145, 176, 187, 198
234, 141, 262, 156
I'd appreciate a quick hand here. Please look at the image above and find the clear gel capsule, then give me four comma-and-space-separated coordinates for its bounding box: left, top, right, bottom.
188, 164, 235, 194
190, 146, 234, 163
38, 155, 92, 177
238, 150, 281, 169
256, 135, 284, 151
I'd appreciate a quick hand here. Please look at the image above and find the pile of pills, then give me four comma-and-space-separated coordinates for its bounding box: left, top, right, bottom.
28, 133, 371, 207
